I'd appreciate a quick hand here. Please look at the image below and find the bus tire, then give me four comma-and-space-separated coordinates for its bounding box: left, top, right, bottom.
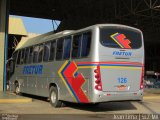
15, 82, 21, 95
49, 86, 62, 108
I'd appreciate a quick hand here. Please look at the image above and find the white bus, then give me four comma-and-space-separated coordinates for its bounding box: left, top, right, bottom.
8, 24, 144, 107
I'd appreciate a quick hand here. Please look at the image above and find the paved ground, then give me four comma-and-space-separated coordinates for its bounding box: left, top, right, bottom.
0, 92, 160, 120
0, 92, 32, 103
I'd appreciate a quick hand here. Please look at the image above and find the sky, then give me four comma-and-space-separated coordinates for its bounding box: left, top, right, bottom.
10, 15, 60, 34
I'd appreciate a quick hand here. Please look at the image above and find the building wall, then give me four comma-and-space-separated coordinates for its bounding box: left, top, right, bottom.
0, 0, 8, 91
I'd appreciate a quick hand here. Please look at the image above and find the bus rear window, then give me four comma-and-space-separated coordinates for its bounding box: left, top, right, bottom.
100, 27, 142, 49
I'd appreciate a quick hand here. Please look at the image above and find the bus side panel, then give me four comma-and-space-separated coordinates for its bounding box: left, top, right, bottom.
56, 59, 92, 103
27, 76, 37, 95
9, 75, 16, 91
76, 63, 91, 103
41, 61, 74, 101
36, 77, 49, 97
18, 76, 27, 93
10, 65, 31, 94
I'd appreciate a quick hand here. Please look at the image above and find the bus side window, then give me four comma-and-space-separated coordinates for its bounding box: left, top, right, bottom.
17, 50, 21, 65
33, 46, 39, 63
13, 51, 18, 64
49, 41, 56, 61
63, 37, 71, 59
43, 42, 50, 62
56, 39, 64, 60
20, 49, 25, 64
24, 48, 29, 64
38, 45, 44, 62
28, 47, 33, 64
72, 35, 82, 58
81, 32, 91, 57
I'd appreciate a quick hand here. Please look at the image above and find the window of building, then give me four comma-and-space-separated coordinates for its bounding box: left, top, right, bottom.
63, 37, 71, 59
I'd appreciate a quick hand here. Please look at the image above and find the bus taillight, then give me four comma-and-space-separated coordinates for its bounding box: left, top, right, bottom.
94, 65, 102, 91
140, 82, 143, 89
140, 66, 144, 89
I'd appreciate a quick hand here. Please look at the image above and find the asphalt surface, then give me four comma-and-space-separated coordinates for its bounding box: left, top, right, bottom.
0, 93, 160, 120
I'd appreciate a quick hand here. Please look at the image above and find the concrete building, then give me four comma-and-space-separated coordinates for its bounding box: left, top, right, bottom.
8, 17, 27, 58
0, 0, 8, 91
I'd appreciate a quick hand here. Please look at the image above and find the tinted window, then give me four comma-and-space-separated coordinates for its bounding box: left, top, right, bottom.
33, 46, 39, 63
63, 37, 71, 59
43, 42, 50, 62
20, 49, 25, 64
81, 32, 91, 57
100, 27, 142, 49
12, 51, 18, 63
17, 50, 21, 65
72, 35, 82, 58
24, 48, 29, 64
28, 47, 33, 64
49, 41, 56, 61
38, 45, 44, 62
56, 39, 64, 60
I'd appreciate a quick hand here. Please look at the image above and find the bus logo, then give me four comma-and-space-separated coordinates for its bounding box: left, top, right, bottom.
23, 65, 43, 75
58, 61, 89, 103
110, 33, 131, 49
112, 51, 132, 56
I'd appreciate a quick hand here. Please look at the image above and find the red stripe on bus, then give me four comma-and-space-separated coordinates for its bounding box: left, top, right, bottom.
76, 61, 143, 66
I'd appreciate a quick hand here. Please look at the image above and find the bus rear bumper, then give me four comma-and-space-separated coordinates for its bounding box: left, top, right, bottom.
93, 90, 143, 103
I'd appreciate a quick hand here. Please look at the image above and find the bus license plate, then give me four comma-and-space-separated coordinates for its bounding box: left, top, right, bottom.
117, 85, 127, 91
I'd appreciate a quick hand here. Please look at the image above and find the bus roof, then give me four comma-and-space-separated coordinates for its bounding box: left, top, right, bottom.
15, 30, 74, 50
15, 24, 141, 51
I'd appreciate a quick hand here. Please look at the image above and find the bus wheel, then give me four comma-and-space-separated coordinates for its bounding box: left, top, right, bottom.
49, 86, 62, 108
15, 82, 20, 95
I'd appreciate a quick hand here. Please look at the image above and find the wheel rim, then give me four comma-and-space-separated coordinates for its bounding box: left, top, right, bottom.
51, 90, 56, 104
